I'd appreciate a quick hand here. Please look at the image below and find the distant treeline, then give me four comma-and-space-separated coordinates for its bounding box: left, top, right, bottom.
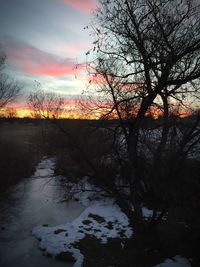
0, 114, 199, 129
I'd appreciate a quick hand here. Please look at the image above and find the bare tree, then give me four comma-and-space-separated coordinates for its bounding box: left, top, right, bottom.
5, 107, 17, 119
28, 86, 65, 119
0, 53, 21, 109
78, 0, 200, 235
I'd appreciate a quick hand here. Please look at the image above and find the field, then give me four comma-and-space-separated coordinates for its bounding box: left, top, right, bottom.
0, 121, 45, 192
0, 119, 101, 192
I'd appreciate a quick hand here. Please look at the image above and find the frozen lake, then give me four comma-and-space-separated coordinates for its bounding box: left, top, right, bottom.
0, 158, 84, 267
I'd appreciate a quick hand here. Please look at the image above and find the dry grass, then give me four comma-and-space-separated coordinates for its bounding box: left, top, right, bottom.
0, 122, 41, 145
0, 121, 45, 192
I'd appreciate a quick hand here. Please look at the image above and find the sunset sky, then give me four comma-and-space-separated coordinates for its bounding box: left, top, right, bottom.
0, 0, 98, 117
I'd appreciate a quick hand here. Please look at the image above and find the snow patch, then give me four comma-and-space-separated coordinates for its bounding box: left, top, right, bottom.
153, 255, 192, 267
32, 177, 133, 267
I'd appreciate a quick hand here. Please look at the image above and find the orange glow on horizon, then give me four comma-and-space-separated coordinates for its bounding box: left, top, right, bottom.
2, 101, 193, 120
13, 107, 192, 120
12, 107, 98, 120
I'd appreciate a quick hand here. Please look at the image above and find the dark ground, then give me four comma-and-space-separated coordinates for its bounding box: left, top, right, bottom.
0, 118, 200, 266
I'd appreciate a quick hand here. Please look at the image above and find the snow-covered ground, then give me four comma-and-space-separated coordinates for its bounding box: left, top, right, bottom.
153, 255, 191, 267
0, 156, 192, 267
32, 178, 133, 267
32, 176, 192, 267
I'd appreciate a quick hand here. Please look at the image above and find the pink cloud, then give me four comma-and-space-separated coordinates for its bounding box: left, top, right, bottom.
60, 0, 97, 13
3, 39, 82, 77
25, 61, 74, 77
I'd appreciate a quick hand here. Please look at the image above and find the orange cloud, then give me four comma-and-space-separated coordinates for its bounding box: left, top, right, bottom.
60, 0, 97, 13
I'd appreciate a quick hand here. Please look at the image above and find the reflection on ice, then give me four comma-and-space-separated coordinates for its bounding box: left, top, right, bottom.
0, 158, 83, 267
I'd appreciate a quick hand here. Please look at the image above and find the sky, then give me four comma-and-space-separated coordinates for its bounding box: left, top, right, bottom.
0, 0, 98, 117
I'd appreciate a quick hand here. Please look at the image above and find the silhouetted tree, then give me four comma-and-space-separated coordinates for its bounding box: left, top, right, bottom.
28, 86, 64, 119
0, 53, 21, 109
5, 107, 17, 121
81, 0, 200, 234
